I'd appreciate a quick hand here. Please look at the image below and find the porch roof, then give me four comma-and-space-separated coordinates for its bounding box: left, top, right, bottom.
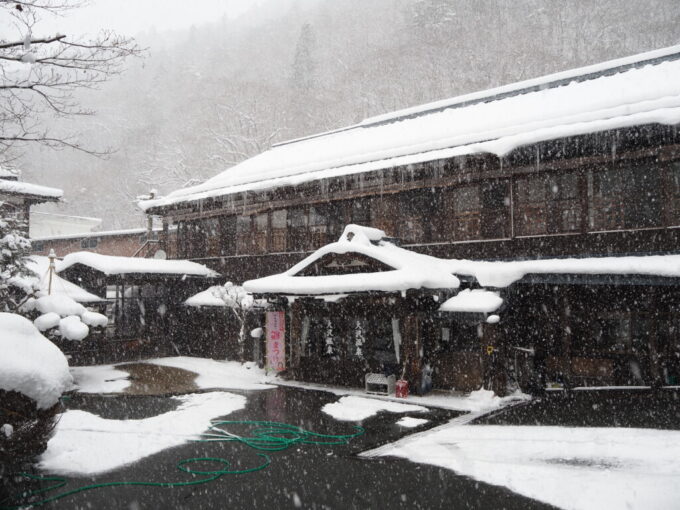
244, 226, 680, 297
243, 225, 461, 296
57, 252, 219, 278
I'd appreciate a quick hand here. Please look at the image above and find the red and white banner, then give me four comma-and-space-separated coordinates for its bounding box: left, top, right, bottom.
266, 311, 286, 372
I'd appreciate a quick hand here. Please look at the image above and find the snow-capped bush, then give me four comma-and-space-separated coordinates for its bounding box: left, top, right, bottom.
22, 293, 107, 341
0, 313, 72, 409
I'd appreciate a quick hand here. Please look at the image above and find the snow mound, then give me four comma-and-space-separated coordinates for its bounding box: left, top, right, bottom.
0, 313, 73, 409
322, 395, 427, 421
34, 312, 60, 331
31, 294, 87, 316
80, 311, 108, 328
59, 315, 89, 341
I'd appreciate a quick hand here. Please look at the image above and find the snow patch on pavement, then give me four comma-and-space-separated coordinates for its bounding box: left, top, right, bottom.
71, 364, 131, 394
322, 396, 427, 421
273, 378, 525, 413
39, 392, 246, 475
369, 424, 680, 510
148, 357, 275, 391
396, 417, 429, 428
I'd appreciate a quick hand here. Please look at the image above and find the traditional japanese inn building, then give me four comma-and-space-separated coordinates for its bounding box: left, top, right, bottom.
140, 46, 680, 392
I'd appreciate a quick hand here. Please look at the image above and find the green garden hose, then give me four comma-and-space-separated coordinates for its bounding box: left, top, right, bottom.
1, 420, 364, 509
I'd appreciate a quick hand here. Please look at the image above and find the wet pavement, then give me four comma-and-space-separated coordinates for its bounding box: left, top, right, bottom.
475, 387, 680, 429
4, 387, 556, 510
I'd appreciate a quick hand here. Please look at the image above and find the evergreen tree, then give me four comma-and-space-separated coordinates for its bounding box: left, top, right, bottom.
0, 214, 34, 312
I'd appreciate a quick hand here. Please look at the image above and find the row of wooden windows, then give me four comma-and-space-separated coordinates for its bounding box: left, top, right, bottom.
176, 160, 680, 258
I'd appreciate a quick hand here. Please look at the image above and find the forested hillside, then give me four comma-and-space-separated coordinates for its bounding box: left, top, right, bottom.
20, 0, 680, 228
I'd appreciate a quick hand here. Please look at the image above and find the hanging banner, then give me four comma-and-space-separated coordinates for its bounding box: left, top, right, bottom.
266, 311, 286, 372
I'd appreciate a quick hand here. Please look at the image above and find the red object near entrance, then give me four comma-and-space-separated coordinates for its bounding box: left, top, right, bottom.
396, 379, 409, 398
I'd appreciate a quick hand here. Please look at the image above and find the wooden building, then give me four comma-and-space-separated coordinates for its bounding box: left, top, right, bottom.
245, 225, 680, 394
32, 227, 177, 259
0, 168, 62, 232
56, 252, 218, 362
139, 47, 680, 391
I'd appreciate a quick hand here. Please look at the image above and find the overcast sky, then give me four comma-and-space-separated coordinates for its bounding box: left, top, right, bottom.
25, 0, 265, 36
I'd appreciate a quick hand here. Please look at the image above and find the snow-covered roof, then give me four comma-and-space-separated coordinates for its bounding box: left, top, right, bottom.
185, 286, 227, 307
244, 225, 461, 295
32, 226, 174, 242
57, 251, 218, 277
10, 256, 104, 303
141, 46, 680, 212
446, 255, 680, 288
0, 166, 20, 179
439, 289, 503, 313
246, 225, 680, 297
0, 179, 62, 200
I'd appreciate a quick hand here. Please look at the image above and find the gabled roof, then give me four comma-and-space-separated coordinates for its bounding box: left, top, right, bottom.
57, 252, 218, 278
245, 225, 680, 297
244, 225, 461, 296
141, 45, 680, 213
10, 256, 104, 303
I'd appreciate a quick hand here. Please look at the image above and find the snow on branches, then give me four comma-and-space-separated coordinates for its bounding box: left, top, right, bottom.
0, 0, 143, 157
211, 282, 255, 362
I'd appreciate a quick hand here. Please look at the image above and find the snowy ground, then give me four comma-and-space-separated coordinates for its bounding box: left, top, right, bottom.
70, 364, 131, 393
364, 423, 680, 510
148, 357, 275, 391
40, 392, 246, 475
273, 377, 527, 413
322, 395, 427, 421
69, 357, 275, 394
61, 357, 680, 510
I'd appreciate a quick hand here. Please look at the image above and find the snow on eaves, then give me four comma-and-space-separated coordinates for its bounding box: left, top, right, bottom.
439, 289, 503, 313
57, 251, 218, 277
32, 226, 174, 242
141, 47, 680, 212
0, 179, 62, 200
184, 286, 227, 307
244, 227, 680, 296
244, 225, 461, 295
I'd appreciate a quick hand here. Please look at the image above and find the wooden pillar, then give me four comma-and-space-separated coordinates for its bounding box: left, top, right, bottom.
560, 295, 573, 386
480, 322, 507, 396
289, 301, 303, 371
648, 291, 663, 387
402, 314, 422, 392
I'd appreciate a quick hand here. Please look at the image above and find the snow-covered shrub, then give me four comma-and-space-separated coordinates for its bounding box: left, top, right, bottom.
211, 282, 255, 362
21, 294, 108, 341
0, 313, 73, 466
0, 216, 34, 312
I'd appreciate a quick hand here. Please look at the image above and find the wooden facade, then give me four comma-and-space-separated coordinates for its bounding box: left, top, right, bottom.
57, 263, 215, 364
152, 126, 680, 281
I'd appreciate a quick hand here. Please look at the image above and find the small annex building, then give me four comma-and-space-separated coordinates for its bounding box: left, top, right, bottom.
0, 167, 62, 233
56, 252, 218, 361
245, 225, 680, 395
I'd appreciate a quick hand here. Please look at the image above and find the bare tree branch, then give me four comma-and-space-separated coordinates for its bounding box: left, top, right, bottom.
0, 0, 143, 157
